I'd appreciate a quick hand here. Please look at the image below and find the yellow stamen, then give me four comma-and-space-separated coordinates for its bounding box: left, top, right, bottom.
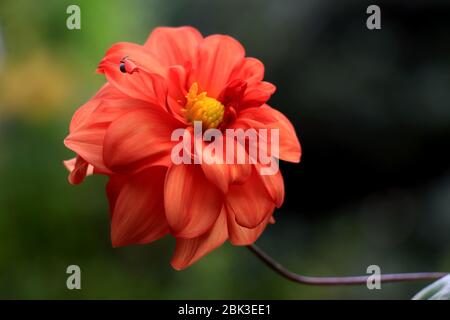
183, 83, 224, 129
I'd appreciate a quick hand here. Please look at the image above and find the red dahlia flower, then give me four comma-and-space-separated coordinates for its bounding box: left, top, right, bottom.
64, 26, 301, 270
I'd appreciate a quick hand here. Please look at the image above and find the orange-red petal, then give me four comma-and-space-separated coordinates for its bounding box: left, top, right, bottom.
99, 61, 168, 107
97, 42, 168, 105
164, 164, 223, 238
192, 34, 245, 98
63, 156, 94, 185
144, 26, 203, 67
227, 207, 273, 245
64, 122, 111, 173
171, 208, 228, 270
166, 65, 189, 123
225, 168, 274, 228
98, 42, 165, 75
240, 81, 276, 109
106, 174, 127, 217
229, 57, 265, 86
103, 108, 183, 172
233, 104, 301, 163
69, 99, 102, 133
255, 163, 285, 208
110, 166, 169, 247
198, 135, 252, 193
69, 84, 127, 133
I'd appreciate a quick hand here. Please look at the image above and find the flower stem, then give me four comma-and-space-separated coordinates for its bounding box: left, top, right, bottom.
247, 244, 448, 286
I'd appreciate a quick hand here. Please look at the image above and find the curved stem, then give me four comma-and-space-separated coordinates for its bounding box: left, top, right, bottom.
247, 244, 448, 286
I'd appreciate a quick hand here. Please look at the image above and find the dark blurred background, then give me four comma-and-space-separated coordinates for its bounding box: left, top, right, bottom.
0, 0, 449, 299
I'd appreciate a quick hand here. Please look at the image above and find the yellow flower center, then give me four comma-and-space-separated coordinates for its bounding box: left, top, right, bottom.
183, 83, 224, 129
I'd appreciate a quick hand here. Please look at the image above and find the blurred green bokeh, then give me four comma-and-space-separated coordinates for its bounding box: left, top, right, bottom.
0, 0, 449, 299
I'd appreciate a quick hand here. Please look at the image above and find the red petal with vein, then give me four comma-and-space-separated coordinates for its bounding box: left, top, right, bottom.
66, 97, 148, 174
225, 57, 273, 110
166, 65, 189, 122
106, 174, 127, 218
69, 99, 102, 133
92, 83, 126, 100
69, 83, 127, 132
144, 26, 203, 67
110, 166, 169, 247
230, 57, 265, 86
64, 122, 111, 174
225, 168, 274, 228
218, 79, 247, 108
198, 134, 251, 193
88, 97, 152, 126
255, 163, 285, 208
97, 42, 167, 105
240, 81, 276, 109
97, 42, 165, 75
192, 35, 245, 98
64, 156, 94, 185
233, 104, 301, 163
164, 164, 223, 238
103, 108, 183, 172
99, 61, 168, 107
171, 209, 227, 270
69, 84, 129, 133
227, 207, 273, 245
